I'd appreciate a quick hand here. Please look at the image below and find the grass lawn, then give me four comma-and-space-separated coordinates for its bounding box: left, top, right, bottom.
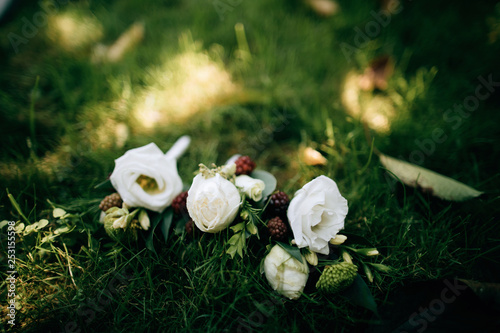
1, 0, 500, 332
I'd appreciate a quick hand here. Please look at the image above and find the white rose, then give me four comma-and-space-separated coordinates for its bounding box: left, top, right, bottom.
235, 175, 265, 201
110, 139, 189, 213
262, 245, 309, 300
187, 173, 241, 233
287, 175, 348, 255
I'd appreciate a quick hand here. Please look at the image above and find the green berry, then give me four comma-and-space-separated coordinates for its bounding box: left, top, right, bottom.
316, 262, 358, 294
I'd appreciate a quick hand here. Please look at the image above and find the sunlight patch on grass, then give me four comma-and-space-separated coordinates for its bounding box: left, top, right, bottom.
341, 71, 396, 133
133, 34, 242, 130
0, 146, 72, 182
0, 161, 22, 179
46, 8, 103, 53
88, 118, 129, 150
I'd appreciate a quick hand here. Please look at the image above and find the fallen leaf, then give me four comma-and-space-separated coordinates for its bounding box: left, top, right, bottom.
305, 0, 339, 17
459, 279, 500, 304
379, 153, 483, 201
303, 147, 328, 166
93, 22, 145, 63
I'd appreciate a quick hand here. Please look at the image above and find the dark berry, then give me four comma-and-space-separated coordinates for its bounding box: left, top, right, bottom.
268, 191, 290, 217
235, 156, 256, 175
185, 220, 195, 236
267, 216, 288, 242
172, 191, 189, 216
99, 193, 122, 212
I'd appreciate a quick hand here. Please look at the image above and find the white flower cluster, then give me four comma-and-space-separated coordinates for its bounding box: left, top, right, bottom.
263, 176, 348, 300
101, 138, 351, 301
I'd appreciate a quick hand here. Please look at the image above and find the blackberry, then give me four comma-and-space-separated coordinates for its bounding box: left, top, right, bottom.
185, 220, 195, 237
316, 262, 358, 294
267, 216, 288, 241
268, 191, 290, 217
99, 193, 122, 212
235, 156, 256, 175
172, 191, 189, 216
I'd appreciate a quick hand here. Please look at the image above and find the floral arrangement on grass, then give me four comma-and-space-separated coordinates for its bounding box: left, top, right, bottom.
98, 136, 387, 309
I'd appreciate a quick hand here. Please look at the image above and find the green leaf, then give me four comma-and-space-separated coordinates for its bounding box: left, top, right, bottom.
53, 208, 68, 218
379, 153, 483, 201
8, 193, 29, 224
226, 244, 238, 259
145, 212, 163, 253
24, 224, 37, 235
228, 233, 241, 246
15, 223, 25, 233
237, 232, 246, 258
230, 222, 246, 233
276, 242, 303, 263
251, 170, 277, 200
41, 235, 56, 244
174, 219, 187, 236
160, 209, 174, 243
36, 219, 49, 230
54, 226, 71, 234
0, 220, 9, 229
340, 275, 378, 314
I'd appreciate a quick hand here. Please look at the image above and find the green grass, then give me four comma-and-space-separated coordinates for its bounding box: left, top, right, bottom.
1, 0, 500, 331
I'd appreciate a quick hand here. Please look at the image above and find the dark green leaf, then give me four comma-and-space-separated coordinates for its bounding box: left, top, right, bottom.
8, 193, 29, 224
277, 242, 303, 263
145, 212, 163, 254
160, 208, 174, 243
251, 170, 277, 200
174, 219, 187, 236
340, 275, 378, 314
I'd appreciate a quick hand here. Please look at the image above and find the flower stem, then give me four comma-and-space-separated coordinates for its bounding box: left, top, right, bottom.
165, 135, 191, 161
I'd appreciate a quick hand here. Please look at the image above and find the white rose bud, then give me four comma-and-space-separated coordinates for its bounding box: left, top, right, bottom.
187, 173, 241, 233
220, 163, 237, 178
263, 245, 309, 300
138, 209, 150, 231
235, 175, 265, 201
330, 234, 348, 245
304, 250, 318, 266
288, 175, 348, 255
110, 141, 187, 213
